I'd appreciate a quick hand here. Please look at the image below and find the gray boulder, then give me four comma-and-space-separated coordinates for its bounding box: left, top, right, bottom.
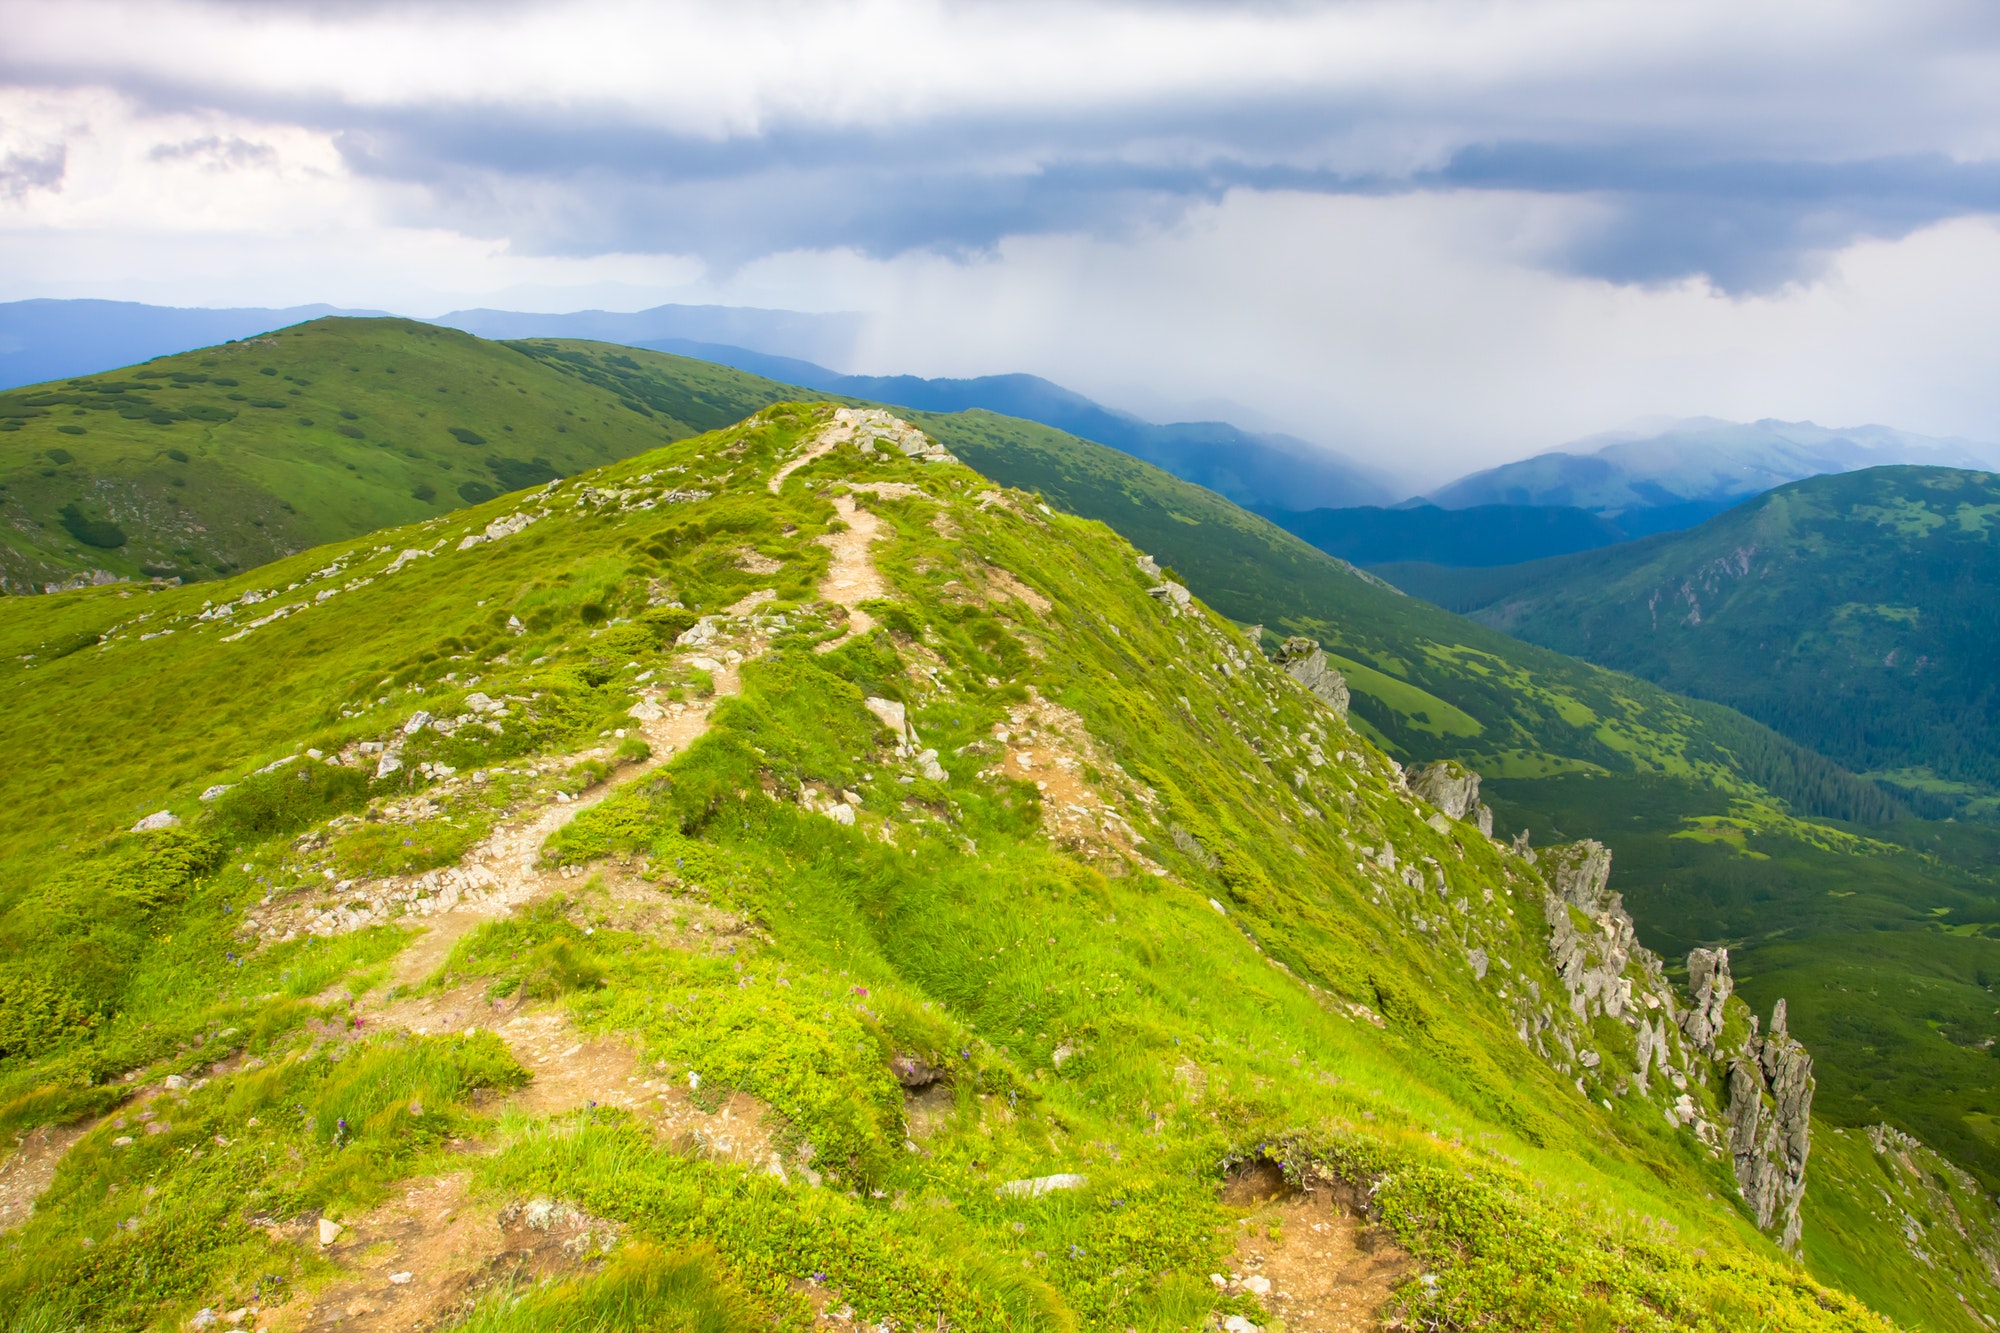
1408, 759, 1493, 832
1273, 637, 1350, 718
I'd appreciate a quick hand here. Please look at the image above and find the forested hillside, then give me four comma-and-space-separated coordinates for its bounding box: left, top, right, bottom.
1388, 466, 2000, 817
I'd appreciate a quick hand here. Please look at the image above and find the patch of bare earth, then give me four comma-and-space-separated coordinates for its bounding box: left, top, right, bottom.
0, 1120, 95, 1233
1220, 1162, 1414, 1333
816, 494, 889, 651
265, 1174, 624, 1333
981, 691, 1165, 875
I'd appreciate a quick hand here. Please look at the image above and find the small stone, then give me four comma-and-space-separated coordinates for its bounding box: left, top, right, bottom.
376, 753, 403, 779
132, 810, 180, 832
1243, 1274, 1272, 1295
199, 784, 234, 802
112, 1136, 134, 1147
162, 1074, 187, 1090
402, 710, 432, 735
319, 1217, 343, 1246
828, 803, 855, 826
998, 1173, 1086, 1197
189, 1309, 218, 1329
1221, 1318, 1260, 1333
388, 1272, 413, 1285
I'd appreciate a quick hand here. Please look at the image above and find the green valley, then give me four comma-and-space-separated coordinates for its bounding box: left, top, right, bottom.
1380, 466, 2000, 816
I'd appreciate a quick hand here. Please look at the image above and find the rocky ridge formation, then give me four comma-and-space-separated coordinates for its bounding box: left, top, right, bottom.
1255, 640, 1818, 1251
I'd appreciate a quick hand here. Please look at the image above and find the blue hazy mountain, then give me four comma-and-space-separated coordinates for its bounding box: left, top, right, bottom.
0, 299, 384, 389
1426, 416, 2000, 515
632, 336, 1397, 510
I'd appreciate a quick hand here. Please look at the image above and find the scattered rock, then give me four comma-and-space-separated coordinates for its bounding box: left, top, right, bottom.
458, 510, 540, 550
198, 784, 233, 803
914, 749, 947, 782
131, 811, 179, 832
189, 1309, 218, 1329
676, 616, 722, 647
864, 696, 917, 752
318, 1217, 343, 1246
891, 1054, 941, 1088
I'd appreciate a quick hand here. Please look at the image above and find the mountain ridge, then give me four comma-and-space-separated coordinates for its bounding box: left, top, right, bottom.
0, 400, 1987, 1329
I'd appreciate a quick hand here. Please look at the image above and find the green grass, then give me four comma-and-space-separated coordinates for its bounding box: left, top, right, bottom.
0, 403, 1940, 1329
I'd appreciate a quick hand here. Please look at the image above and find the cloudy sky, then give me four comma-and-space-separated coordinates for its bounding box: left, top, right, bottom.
4, 0, 2000, 481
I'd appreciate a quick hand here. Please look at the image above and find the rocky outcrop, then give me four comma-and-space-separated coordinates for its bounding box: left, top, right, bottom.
1540, 840, 1641, 1022
1681, 947, 1733, 1058
1409, 759, 1494, 836
1529, 842, 1813, 1250
1726, 998, 1815, 1251
1273, 637, 1350, 719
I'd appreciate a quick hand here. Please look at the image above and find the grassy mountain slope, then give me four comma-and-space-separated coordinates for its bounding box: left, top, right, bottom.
0, 318, 789, 593
1389, 466, 2000, 815
0, 402, 1977, 1331
12, 324, 1997, 1223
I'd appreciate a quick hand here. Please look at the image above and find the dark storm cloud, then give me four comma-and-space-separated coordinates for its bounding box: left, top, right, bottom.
7, 0, 2000, 290
323, 96, 2000, 290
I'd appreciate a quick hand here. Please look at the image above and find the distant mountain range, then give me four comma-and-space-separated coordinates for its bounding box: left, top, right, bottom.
9, 301, 1996, 549
631, 337, 1398, 511
1426, 416, 2000, 514
0, 299, 1398, 513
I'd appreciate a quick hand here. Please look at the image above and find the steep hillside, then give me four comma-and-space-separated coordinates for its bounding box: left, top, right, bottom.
0, 318, 789, 593
1, 403, 1987, 1331
1394, 467, 2000, 815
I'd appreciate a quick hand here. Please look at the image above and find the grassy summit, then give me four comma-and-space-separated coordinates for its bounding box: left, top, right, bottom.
0, 318, 787, 593
1, 403, 1987, 1330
